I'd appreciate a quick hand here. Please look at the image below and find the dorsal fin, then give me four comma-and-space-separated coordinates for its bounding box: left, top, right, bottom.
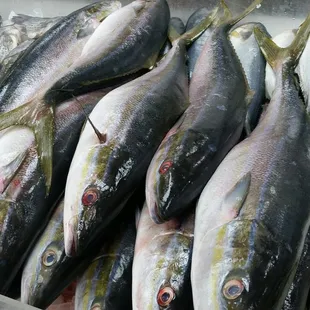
72, 94, 107, 144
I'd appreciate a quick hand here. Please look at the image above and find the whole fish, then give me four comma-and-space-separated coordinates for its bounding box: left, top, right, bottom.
0, 39, 35, 79
0, 24, 27, 62
132, 203, 194, 310
0, 1, 121, 193
75, 211, 136, 310
0, 90, 107, 293
10, 13, 62, 39
159, 17, 186, 58
62, 12, 217, 256
230, 22, 269, 134
44, 0, 171, 105
191, 15, 310, 310
146, 0, 260, 224
282, 229, 310, 310
297, 35, 310, 112
21, 186, 143, 309
265, 29, 296, 99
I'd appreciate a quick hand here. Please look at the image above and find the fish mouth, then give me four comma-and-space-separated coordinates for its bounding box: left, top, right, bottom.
64, 218, 78, 257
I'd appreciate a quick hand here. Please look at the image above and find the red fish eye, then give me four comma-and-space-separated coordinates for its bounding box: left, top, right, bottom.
157, 287, 175, 307
159, 160, 173, 174
82, 187, 99, 206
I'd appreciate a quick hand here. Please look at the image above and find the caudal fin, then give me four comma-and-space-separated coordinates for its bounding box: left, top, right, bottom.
0, 100, 54, 194
254, 13, 310, 71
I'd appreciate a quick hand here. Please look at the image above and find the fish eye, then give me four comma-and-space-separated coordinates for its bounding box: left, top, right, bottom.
159, 160, 173, 175
42, 249, 57, 267
82, 187, 99, 206
157, 286, 175, 307
223, 279, 244, 300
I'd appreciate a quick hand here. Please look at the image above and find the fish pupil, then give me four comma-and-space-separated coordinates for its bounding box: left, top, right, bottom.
228, 285, 241, 296
161, 292, 170, 302
159, 160, 173, 174
46, 254, 55, 264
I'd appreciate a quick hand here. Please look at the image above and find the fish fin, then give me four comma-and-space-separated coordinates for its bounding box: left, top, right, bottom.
0, 101, 54, 194
226, 0, 262, 28
212, 0, 232, 26
221, 172, 251, 221
72, 94, 106, 143
0, 149, 28, 193
254, 14, 310, 70
168, 24, 181, 43
174, 7, 219, 45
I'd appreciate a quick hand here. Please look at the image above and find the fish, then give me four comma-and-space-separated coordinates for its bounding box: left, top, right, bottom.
0, 24, 28, 62
62, 11, 217, 256
0, 90, 107, 293
21, 186, 143, 309
9, 13, 62, 39
191, 14, 310, 310
132, 203, 194, 310
0, 39, 35, 79
44, 0, 171, 105
75, 210, 136, 310
158, 17, 186, 58
230, 22, 270, 134
146, 0, 260, 224
297, 33, 310, 112
265, 29, 296, 99
0, 1, 121, 194
281, 229, 310, 310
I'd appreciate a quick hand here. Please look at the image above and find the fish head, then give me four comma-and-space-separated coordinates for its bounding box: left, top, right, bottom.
21, 239, 65, 307
21, 202, 65, 308
146, 128, 204, 223
64, 138, 129, 257
197, 219, 292, 309
134, 231, 193, 309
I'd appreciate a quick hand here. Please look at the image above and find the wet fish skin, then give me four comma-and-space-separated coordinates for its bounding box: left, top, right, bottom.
186, 8, 214, 79
282, 229, 310, 310
0, 90, 107, 293
0, 24, 28, 62
191, 16, 310, 310
132, 203, 194, 310
230, 22, 269, 134
44, 0, 170, 104
75, 212, 136, 310
10, 14, 62, 39
0, 39, 35, 79
64, 38, 189, 257
146, 11, 253, 223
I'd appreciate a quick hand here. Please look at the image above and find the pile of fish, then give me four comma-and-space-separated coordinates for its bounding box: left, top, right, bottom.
0, 0, 309, 309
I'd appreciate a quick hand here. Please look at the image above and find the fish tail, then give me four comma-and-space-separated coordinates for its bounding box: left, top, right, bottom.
254, 13, 310, 71
170, 6, 219, 45
0, 100, 54, 194
226, 0, 263, 28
